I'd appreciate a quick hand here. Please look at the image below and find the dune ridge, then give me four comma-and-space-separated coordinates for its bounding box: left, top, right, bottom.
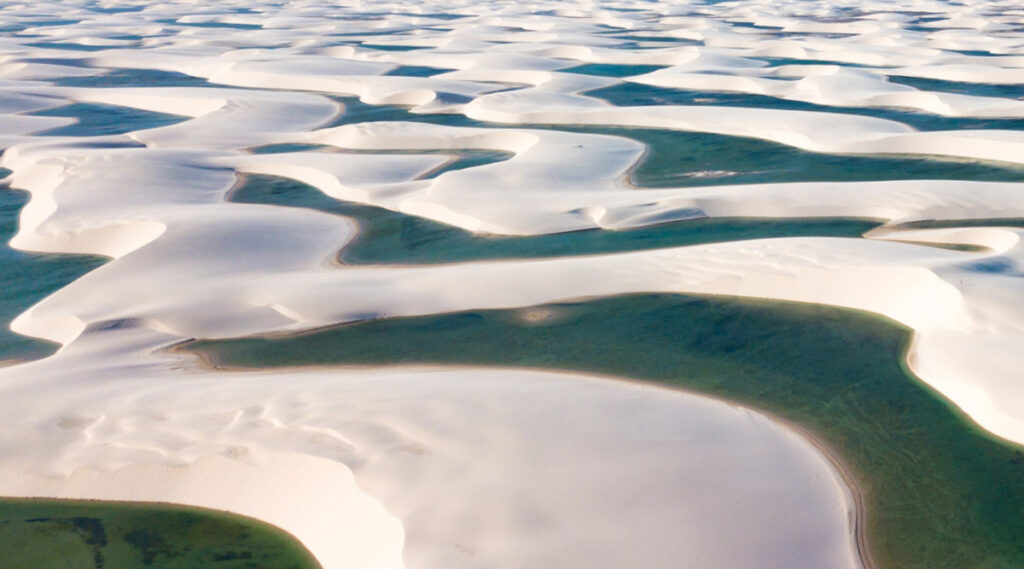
2, 1, 1024, 567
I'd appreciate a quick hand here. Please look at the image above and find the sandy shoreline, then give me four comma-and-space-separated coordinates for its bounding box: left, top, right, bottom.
772, 413, 877, 569
0, 342, 867, 569
181, 338, 877, 569
0, 494, 324, 568
3, 1, 1024, 567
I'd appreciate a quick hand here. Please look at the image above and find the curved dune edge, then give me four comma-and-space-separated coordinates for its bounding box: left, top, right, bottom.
2, 2, 1024, 569
4, 117, 1024, 443
0, 453, 403, 569
865, 226, 1022, 252
0, 363, 863, 569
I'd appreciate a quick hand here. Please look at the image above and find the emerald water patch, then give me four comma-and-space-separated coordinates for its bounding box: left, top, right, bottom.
0, 187, 105, 362
32, 103, 186, 137
562, 63, 666, 77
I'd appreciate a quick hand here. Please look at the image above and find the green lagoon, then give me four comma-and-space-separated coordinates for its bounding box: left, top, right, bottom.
7, 38, 1024, 569
187, 294, 1024, 569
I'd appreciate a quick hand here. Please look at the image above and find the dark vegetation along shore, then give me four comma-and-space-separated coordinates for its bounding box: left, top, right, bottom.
0, 498, 321, 569
6, 71, 1024, 569
0, 177, 320, 569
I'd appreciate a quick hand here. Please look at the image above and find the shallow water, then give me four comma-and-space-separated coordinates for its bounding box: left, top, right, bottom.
327, 97, 1024, 184
40, 92, 1024, 186
587, 81, 1024, 132
382, 65, 450, 77
53, 68, 211, 88
32, 102, 186, 137
154, 18, 263, 30
0, 187, 105, 362
5, 2, 1024, 567
188, 294, 1024, 569
24, 42, 112, 52
605, 126, 1024, 186
886, 75, 1024, 100
562, 63, 666, 77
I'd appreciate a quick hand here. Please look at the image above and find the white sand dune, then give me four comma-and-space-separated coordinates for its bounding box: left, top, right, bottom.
631, 65, 1024, 118
2, 1, 1024, 568
235, 120, 1024, 235
0, 452, 407, 569
0, 349, 861, 569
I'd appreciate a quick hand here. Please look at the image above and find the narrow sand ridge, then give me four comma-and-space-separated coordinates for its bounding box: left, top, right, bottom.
2, 1, 1024, 568
235, 120, 1024, 234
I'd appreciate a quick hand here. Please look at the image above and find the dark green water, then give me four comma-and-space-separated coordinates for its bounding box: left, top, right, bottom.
230, 174, 882, 264
0, 498, 320, 569
187, 294, 1024, 569
0, 186, 106, 362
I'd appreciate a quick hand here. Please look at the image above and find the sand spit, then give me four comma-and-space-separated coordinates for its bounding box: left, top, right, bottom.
2, 0, 1024, 568
7, 117, 1024, 444
0, 453, 405, 569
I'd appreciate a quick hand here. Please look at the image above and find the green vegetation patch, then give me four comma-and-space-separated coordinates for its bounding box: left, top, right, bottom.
0, 498, 320, 569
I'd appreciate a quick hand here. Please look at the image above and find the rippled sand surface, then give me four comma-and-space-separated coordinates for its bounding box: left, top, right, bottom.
1, 1, 1023, 568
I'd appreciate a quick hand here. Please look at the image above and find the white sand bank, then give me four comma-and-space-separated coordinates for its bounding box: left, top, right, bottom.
0, 348, 861, 569
2, 1, 1024, 568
